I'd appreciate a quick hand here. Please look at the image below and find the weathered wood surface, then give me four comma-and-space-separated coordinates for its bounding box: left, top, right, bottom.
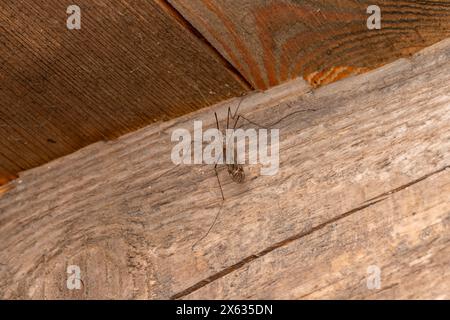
170, 0, 450, 89
0, 38, 450, 299
185, 170, 450, 299
0, 0, 248, 185
2, 0, 450, 187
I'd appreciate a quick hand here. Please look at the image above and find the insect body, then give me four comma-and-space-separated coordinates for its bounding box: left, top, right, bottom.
227, 162, 245, 184
223, 135, 245, 184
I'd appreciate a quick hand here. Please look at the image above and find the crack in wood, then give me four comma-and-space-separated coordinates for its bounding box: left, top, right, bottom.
170, 165, 450, 299
364, 165, 450, 204
156, 0, 253, 90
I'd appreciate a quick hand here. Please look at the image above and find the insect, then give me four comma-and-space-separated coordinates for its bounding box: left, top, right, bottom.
192, 97, 266, 249
186, 93, 316, 249
213, 104, 245, 200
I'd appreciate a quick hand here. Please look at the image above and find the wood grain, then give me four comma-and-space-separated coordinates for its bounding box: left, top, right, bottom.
169, 0, 450, 89
184, 169, 450, 299
0, 38, 449, 299
0, 0, 248, 186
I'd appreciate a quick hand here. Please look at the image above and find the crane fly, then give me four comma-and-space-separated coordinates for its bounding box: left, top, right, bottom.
193, 97, 267, 249
213, 106, 245, 201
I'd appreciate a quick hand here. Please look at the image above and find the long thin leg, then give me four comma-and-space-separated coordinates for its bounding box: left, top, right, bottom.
227, 107, 231, 130
214, 110, 225, 201
232, 95, 318, 130
235, 114, 268, 129
231, 94, 316, 130
192, 163, 225, 250
233, 114, 241, 129
191, 203, 224, 250
192, 111, 226, 250
229, 96, 268, 129
232, 96, 245, 119
214, 112, 220, 131
214, 163, 225, 201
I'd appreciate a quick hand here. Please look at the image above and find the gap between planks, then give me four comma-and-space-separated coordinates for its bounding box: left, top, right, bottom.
171, 165, 450, 299
155, 0, 253, 90
0, 38, 450, 299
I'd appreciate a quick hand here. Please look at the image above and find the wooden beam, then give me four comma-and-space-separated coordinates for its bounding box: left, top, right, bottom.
0, 0, 249, 185
182, 169, 450, 299
169, 0, 450, 89
3, 0, 450, 186
0, 38, 449, 299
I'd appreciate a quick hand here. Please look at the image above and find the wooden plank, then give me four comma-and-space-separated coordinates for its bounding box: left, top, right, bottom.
169, 0, 450, 89
183, 169, 450, 299
0, 0, 248, 186
0, 38, 450, 299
